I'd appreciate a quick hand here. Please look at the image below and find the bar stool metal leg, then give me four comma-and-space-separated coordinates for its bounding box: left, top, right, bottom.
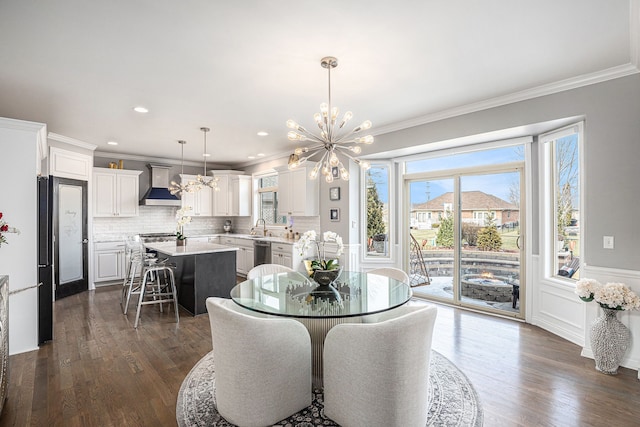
133, 265, 179, 329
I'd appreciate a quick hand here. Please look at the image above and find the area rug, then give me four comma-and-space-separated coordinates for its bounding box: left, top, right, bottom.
176, 350, 483, 427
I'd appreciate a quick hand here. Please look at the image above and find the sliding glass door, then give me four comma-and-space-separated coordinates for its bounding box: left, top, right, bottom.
406, 164, 524, 318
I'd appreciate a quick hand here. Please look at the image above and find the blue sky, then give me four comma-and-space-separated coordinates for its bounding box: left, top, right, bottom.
369, 145, 524, 204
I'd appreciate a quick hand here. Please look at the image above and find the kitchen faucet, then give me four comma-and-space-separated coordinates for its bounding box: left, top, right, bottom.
255, 218, 266, 236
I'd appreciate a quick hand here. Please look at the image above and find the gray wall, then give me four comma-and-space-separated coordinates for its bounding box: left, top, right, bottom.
366, 73, 640, 270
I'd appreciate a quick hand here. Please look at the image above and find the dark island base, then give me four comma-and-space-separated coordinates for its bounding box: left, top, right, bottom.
169, 251, 237, 315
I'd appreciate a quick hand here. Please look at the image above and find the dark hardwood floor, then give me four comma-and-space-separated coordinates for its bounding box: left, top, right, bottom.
1, 285, 639, 426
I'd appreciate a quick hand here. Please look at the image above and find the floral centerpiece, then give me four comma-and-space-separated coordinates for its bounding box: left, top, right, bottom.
175, 206, 192, 244
0, 212, 20, 247
575, 278, 640, 374
295, 230, 344, 274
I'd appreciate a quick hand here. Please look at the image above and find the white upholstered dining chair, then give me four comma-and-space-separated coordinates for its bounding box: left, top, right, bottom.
205, 297, 312, 427
368, 267, 410, 284
323, 304, 438, 427
246, 263, 294, 280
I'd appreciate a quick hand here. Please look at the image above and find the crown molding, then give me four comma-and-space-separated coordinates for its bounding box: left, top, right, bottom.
0, 116, 46, 132
374, 63, 640, 137
48, 132, 97, 151
93, 150, 228, 169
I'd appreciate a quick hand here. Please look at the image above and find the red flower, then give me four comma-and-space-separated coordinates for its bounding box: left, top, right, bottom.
0, 225, 7, 232
0, 212, 3, 219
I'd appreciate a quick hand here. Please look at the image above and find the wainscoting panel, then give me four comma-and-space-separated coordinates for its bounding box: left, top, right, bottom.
529, 255, 585, 346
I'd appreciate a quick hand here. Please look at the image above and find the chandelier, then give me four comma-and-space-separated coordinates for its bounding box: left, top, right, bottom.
286, 56, 373, 182
194, 127, 219, 191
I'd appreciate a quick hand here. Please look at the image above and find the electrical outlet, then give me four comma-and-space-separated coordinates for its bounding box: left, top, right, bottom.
603, 236, 614, 249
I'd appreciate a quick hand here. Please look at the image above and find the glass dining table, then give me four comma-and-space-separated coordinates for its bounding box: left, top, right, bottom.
230, 270, 412, 388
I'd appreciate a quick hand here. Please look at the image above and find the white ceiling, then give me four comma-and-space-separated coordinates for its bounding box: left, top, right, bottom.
0, 1, 637, 165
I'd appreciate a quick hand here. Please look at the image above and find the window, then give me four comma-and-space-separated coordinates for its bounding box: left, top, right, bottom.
256, 174, 285, 225
364, 164, 391, 259
541, 124, 582, 281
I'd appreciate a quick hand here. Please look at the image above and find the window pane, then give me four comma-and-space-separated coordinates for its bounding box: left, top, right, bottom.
554, 133, 580, 280
365, 165, 390, 258
406, 146, 524, 174
257, 174, 285, 225
259, 175, 278, 188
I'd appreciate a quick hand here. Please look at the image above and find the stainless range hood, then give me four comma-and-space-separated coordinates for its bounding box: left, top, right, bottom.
140, 164, 181, 206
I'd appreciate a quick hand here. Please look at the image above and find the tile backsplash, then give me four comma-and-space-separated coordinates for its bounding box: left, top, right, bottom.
92, 206, 320, 241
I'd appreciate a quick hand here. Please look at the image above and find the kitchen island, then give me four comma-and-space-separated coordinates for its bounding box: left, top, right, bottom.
144, 241, 238, 315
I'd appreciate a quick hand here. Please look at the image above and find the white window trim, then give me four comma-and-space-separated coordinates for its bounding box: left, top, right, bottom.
539, 122, 584, 285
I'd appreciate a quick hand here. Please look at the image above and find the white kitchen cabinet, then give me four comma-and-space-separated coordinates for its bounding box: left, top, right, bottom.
231, 175, 252, 216
93, 168, 142, 217
219, 236, 254, 275
94, 241, 126, 283
271, 242, 294, 269
278, 166, 319, 216
213, 174, 230, 216
238, 245, 255, 275
211, 172, 251, 217
179, 174, 213, 216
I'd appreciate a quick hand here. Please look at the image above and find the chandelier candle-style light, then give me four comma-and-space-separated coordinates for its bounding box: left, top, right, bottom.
194, 127, 219, 191
286, 56, 373, 182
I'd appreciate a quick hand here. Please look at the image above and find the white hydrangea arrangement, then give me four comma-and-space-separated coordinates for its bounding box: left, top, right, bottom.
295, 230, 344, 272
575, 278, 640, 311
175, 206, 193, 240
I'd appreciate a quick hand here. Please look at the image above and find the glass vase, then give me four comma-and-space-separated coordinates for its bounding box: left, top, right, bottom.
589, 307, 631, 375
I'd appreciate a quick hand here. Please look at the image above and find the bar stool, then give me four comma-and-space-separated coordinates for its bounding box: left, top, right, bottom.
121, 237, 159, 314
133, 264, 180, 328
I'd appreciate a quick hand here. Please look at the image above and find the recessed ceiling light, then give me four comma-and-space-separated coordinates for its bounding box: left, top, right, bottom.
257, 131, 269, 136
257, 153, 265, 157
202, 153, 211, 157
248, 156, 256, 160
133, 106, 149, 113
107, 141, 118, 146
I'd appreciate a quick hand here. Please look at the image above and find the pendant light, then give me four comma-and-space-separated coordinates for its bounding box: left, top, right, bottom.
169, 140, 198, 196
195, 127, 220, 191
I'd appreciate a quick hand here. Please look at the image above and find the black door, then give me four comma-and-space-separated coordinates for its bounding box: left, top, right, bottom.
52, 177, 88, 299
38, 176, 54, 344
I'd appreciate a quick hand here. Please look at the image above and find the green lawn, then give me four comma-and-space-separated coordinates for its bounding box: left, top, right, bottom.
410, 226, 522, 252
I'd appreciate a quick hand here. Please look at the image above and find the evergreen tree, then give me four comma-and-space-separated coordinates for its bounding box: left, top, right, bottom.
477, 213, 503, 251
436, 214, 454, 248
366, 178, 385, 239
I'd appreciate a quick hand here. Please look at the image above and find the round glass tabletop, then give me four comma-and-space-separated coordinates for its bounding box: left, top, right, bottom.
230, 271, 412, 319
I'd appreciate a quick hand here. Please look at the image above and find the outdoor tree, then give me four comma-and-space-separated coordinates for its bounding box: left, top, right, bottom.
555, 136, 579, 239
366, 175, 386, 240
477, 213, 502, 251
436, 214, 454, 248
462, 223, 481, 246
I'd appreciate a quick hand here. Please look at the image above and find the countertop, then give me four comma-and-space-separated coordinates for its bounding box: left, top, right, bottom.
93, 232, 298, 245
189, 233, 297, 245
144, 241, 239, 257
